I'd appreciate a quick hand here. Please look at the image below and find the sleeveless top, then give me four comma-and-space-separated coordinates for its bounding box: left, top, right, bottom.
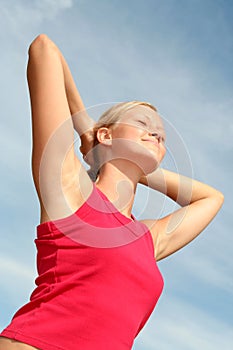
1, 184, 164, 350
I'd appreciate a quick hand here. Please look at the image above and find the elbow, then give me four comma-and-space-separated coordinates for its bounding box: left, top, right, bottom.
213, 190, 224, 210
27, 34, 58, 81
28, 34, 55, 57
218, 191, 224, 206
28, 34, 48, 54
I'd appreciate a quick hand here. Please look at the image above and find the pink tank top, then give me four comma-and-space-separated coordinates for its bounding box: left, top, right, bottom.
1, 184, 164, 350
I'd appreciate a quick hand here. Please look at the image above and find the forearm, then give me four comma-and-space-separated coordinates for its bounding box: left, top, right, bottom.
140, 168, 224, 207
58, 50, 95, 135
40, 35, 94, 136
55, 52, 83, 115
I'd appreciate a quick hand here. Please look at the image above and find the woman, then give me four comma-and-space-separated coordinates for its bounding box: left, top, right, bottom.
0, 34, 224, 350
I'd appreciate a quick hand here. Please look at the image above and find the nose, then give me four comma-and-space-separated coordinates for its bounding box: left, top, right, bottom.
149, 132, 162, 143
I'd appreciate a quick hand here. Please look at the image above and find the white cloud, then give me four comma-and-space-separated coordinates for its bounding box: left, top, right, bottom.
133, 296, 233, 350
33, 0, 73, 20
0, 0, 232, 345
0, 256, 35, 280
173, 250, 233, 294
0, 0, 73, 35
0, 255, 36, 306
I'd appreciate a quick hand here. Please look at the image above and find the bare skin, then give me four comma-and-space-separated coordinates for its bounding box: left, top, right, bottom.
0, 338, 39, 350
1, 34, 224, 348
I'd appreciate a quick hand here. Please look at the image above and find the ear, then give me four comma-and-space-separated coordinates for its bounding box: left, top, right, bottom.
96, 127, 112, 146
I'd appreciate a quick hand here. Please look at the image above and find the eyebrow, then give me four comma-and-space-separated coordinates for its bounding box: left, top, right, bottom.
143, 115, 164, 130
135, 114, 151, 123
145, 115, 166, 139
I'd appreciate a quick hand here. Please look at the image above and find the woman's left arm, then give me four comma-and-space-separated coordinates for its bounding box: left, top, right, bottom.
139, 169, 224, 261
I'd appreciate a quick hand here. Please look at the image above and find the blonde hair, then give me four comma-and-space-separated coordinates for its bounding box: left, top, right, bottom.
88, 100, 157, 181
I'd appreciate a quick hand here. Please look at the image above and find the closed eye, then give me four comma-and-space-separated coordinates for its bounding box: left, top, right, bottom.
137, 120, 147, 126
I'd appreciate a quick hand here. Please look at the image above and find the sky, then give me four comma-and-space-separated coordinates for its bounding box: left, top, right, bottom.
0, 0, 232, 349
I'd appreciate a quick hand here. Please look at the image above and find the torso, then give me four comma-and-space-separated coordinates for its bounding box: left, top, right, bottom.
1, 184, 164, 350
0, 337, 39, 350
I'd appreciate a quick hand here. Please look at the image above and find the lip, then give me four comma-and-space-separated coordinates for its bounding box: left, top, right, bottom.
142, 139, 159, 147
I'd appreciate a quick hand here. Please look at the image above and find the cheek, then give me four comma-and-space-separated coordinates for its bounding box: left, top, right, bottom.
113, 125, 142, 140
162, 144, 166, 155
159, 145, 166, 163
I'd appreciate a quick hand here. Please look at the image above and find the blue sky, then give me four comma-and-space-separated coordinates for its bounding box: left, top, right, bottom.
0, 0, 232, 349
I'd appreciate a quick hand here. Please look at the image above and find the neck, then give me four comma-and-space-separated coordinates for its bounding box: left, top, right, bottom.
95, 160, 143, 219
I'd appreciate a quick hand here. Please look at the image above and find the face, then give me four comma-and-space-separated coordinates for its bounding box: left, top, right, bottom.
108, 105, 166, 174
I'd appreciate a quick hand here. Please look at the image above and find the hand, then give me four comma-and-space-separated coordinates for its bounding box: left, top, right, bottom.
79, 128, 95, 166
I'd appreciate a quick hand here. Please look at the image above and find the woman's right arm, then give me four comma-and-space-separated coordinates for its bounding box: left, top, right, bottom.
46, 37, 96, 166
27, 34, 93, 223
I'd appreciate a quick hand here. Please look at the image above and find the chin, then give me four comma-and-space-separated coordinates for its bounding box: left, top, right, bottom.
112, 140, 161, 175
136, 154, 160, 175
